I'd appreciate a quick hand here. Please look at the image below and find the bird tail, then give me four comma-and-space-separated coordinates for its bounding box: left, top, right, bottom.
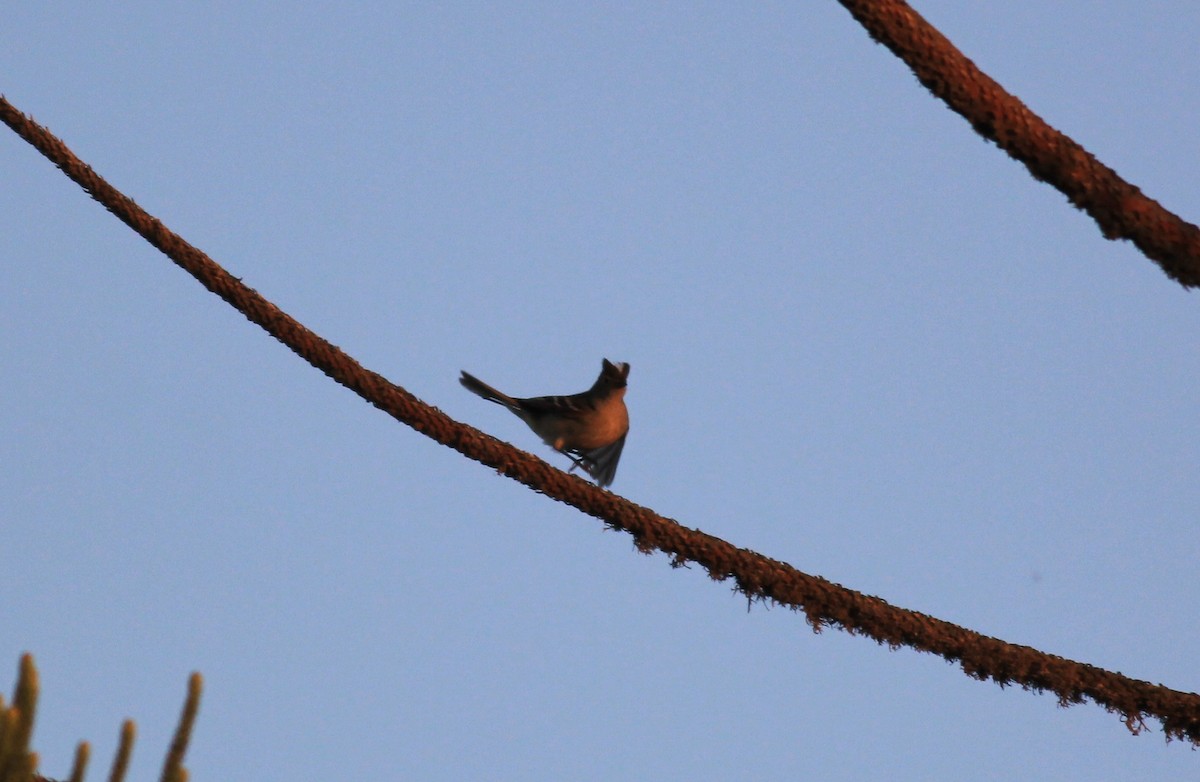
459, 371, 520, 411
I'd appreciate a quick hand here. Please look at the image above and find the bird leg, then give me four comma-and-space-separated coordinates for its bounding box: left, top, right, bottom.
561, 450, 590, 475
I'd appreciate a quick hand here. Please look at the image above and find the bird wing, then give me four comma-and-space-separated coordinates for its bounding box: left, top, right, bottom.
568, 433, 626, 488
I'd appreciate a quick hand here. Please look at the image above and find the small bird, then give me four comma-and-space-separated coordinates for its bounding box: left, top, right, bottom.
459, 359, 630, 487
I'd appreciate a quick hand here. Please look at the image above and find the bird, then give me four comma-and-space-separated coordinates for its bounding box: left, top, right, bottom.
459, 359, 630, 487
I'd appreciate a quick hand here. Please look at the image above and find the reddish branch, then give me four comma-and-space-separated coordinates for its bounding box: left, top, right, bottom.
836, 0, 1200, 286
3, 90, 1198, 744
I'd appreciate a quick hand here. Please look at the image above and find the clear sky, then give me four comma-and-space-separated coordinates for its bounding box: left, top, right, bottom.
2, 3, 1198, 779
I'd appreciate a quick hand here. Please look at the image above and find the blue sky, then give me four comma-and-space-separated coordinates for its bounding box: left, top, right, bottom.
2, 3, 1198, 779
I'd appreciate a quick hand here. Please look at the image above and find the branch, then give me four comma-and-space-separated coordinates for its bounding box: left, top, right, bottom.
836, 0, 1200, 286
3, 94, 1197, 743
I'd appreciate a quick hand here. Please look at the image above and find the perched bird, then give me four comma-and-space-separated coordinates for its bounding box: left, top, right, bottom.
459, 359, 630, 487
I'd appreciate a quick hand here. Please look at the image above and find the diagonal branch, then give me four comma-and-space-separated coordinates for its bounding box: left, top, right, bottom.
836, 0, 1200, 287
3, 94, 1198, 743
